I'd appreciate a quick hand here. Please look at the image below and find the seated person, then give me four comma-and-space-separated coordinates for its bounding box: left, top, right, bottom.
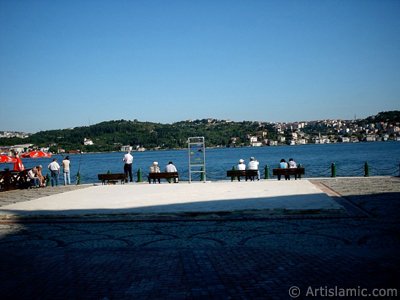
288, 158, 298, 179
278, 159, 289, 181
28, 167, 40, 188
247, 157, 259, 181
165, 161, 178, 183
237, 159, 246, 171
149, 161, 161, 183
234, 159, 246, 181
35, 165, 46, 187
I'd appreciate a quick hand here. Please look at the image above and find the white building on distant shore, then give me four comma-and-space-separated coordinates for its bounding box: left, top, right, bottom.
84, 138, 94, 146
121, 145, 132, 152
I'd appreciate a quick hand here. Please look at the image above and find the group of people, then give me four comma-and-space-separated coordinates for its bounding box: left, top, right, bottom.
123, 150, 300, 183
278, 158, 298, 180
236, 157, 299, 180
149, 161, 178, 183
28, 156, 72, 188
47, 156, 71, 186
123, 151, 178, 183
27, 165, 46, 187
237, 157, 260, 180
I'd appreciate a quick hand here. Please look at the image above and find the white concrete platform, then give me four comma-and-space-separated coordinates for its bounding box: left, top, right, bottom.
0, 180, 343, 216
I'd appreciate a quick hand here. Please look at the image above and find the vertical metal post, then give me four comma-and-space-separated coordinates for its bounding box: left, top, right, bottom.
264, 165, 269, 179
188, 140, 191, 183
364, 162, 369, 177
298, 164, 302, 179
137, 168, 143, 182
331, 162, 336, 178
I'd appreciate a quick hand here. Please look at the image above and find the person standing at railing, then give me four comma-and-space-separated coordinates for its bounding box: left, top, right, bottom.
123, 151, 134, 183
48, 158, 61, 186
62, 156, 71, 185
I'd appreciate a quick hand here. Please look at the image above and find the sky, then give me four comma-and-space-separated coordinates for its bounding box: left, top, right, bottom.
0, 0, 399, 133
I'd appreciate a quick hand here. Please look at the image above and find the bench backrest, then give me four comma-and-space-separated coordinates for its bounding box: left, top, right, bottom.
272, 168, 305, 175
98, 173, 126, 180
148, 172, 179, 179
227, 170, 258, 177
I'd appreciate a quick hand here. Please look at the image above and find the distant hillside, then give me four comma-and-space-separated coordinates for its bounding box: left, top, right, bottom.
0, 119, 274, 152
365, 111, 400, 123
1, 111, 399, 152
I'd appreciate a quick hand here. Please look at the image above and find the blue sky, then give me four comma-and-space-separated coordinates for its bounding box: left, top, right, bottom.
1, 0, 399, 133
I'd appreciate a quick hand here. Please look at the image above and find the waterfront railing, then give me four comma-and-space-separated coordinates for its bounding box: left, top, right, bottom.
129, 162, 399, 183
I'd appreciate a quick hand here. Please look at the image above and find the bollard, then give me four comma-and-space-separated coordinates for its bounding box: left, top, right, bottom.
331, 163, 336, 178
76, 171, 81, 185
298, 164, 302, 179
364, 162, 369, 177
231, 165, 236, 182
264, 165, 269, 179
45, 174, 50, 186
137, 168, 142, 183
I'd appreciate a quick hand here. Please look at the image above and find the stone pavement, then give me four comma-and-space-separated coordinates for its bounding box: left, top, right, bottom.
0, 177, 399, 299
0, 180, 342, 217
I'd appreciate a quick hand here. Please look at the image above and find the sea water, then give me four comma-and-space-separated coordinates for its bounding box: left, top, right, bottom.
3, 141, 399, 183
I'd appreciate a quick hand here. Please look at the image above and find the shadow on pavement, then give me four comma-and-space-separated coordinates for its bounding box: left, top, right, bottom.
0, 192, 399, 299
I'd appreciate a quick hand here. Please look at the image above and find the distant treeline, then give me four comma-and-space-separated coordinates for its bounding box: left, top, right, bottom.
1, 111, 399, 152
0, 119, 275, 152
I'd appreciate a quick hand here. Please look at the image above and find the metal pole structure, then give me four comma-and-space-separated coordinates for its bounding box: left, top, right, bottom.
188, 137, 206, 183
188, 139, 191, 183
364, 162, 369, 177
137, 168, 143, 182
231, 165, 236, 181
76, 171, 81, 185
331, 162, 336, 178
264, 165, 269, 179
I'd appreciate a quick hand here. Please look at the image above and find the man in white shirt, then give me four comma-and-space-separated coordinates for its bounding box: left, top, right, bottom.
28, 167, 40, 188
165, 161, 178, 183
288, 158, 298, 180
149, 161, 161, 184
247, 157, 260, 180
237, 159, 246, 170
48, 158, 61, 186
123, 151, 134, 182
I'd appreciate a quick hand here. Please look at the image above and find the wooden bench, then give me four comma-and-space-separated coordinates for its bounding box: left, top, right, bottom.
272, 167, 305, 180
98, 173, 126, 185
226, 170, 259, 181
148, 172, 179, 183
